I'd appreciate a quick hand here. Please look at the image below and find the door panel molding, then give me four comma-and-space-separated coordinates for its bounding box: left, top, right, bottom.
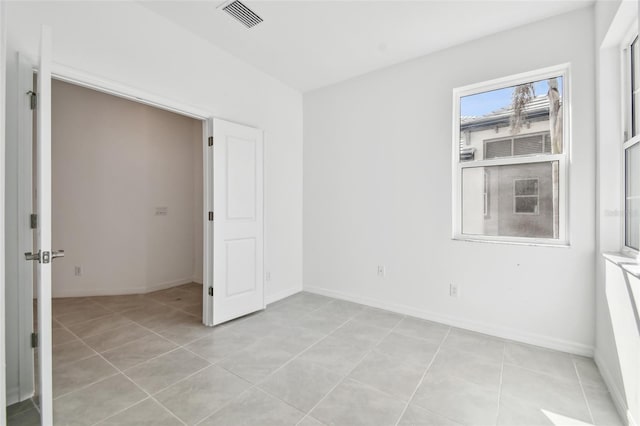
211, 118, 264, 325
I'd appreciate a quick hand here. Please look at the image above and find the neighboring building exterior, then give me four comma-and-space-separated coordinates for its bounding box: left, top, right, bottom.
460, 95, 558, 238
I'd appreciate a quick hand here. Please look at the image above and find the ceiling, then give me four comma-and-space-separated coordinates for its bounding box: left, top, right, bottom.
141, 1, 594, 92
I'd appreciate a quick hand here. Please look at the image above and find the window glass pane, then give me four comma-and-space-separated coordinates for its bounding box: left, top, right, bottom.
625, 144, 640, 250
632, 37, 639, 91
634, 91, 640, 139
632, 37, 639, 137
484, 139, 512, 159
459, 76, 563, 161
462, 161, 559, 239
514, 178, 538, 196
514, 134, 547, 156
515, 196, 538, 214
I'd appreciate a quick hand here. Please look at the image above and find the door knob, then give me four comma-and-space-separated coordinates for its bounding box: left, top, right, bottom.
24, 250, 64, 263
24, 251, 40, 262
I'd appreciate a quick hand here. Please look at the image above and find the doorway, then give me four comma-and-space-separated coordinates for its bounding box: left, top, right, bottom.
5, 46, 265, 424
50, 79, 205, 300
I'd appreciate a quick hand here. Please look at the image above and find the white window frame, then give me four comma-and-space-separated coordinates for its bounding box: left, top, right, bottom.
621, 22, 640, 255
513, 178, 540, 215
483, 170, 489, 217
452, 64, 571, 246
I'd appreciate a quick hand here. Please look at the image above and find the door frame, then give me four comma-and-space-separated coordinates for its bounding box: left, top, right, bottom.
47, 65, 216, 325
1, 0, 9, 419
9, 62, 219, 410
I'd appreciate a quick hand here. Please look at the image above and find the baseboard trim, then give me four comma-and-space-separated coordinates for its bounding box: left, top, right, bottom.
304, 285, 594, 357
265, 286, 302, 305
145, 278, 197, 293
52, 277, 197, 298
594, 350, 636, 426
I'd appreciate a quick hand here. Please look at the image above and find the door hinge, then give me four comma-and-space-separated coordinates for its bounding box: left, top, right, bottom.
27, 91, 37, 110
30, 213, 38, 229
31, 332, 38, 348
208, 211, 214, 221
208, 136, 214, 147
208, 287, 214, 296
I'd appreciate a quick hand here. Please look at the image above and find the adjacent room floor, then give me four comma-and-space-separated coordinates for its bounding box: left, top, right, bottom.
9, 287, 623, 426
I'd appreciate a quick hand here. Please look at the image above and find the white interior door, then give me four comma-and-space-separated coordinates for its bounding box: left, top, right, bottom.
210, 118, 264, 325
27, 25, 55, 425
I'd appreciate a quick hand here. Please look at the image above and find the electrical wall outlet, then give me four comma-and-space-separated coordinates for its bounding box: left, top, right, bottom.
74, 266, 82, 277
449, 283, 459, 297
377, 265, 386, 278
265, 271, 271, 281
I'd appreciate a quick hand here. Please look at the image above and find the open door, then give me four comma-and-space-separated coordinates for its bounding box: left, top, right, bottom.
204, 118, 264, 326
23, 26, 58, 425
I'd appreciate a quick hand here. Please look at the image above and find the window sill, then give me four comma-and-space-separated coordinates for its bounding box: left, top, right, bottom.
603, 251, 640, 279
452, 236, 570, 248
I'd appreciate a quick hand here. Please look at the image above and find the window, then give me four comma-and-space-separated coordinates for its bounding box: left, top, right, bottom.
514, 178, 539, 214
624, 32, 640, 251
453, 66, 569, 244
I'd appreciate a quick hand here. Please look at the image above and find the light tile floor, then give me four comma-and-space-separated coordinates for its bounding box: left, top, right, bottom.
7, 285, 623, 426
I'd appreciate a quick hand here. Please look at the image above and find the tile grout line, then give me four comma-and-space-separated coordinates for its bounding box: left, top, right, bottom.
91, 397, 156, 425
502, 360, 585, 385
52, 321, 120, 401
98, 376, 188, 426
253, 313, 365, 408
495, 342, 507, 425
57, 302, 185, 367
294, 316, 407, 426
573, 358, 596, 425
189, 302, 371, 425
54, 312, 115, 329
95, 396, 186, 426
52, 371, 122, 402
48, 290, 611, 426
80, 302, 199, 425
55, 300, 193, 425
97, 292, 337, 425
89, 291, 215, 425
151, 290, 334, 352
66, 318, 144, 342
91, 290, 306, 424
192, 303, 363, 425
392, 327, 452, 426
48, 285, 233, 423
51, 338, 99, 365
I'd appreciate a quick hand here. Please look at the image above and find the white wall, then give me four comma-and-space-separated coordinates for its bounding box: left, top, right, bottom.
602, 258, 640, 425
51, 79, 202, 296
594, 1, 639, 424
304, 7, 596, 355
5, 0, 304, 301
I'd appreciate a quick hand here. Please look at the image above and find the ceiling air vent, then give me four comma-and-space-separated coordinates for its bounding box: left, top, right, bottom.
221, 0, 263, 28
